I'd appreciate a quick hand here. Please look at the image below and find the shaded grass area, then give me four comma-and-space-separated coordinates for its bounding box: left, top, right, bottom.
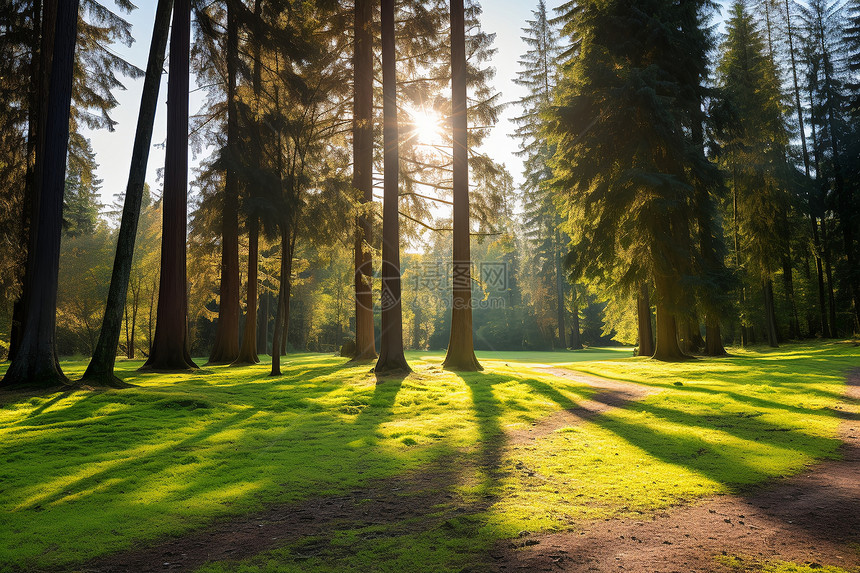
0, 342, 856, 572
0, 355, 598, 570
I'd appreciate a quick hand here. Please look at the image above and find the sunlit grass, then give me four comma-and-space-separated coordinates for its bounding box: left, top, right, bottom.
0, 342, 856, 571
717, 554, 860, 573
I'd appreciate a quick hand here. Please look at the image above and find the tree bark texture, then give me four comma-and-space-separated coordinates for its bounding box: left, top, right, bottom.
82, 0, 173, 385
2, 0, 78, 388
375, 0, 410, 373
235, 216, 260, 364
704, 315, 727, 356
352, 0, 377, 361
652, 274, 686, 361
554, 228, 567, 349
11, 0, 57, 362
209, 1, 241, 364
636, 282, 655, 357
569, 284, 582, 350
809, 112, 838, 336
442, 0, 481, 371
763, 278, 779, 347
257, 289, 269, 354
271, 226, 293, 375
142, 0, 197, 371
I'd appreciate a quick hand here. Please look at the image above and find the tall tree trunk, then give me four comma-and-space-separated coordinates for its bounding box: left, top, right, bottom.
209, 1, 241, 364
142, 0, 197, 371
11, 0, 57, 362
554, 228, 567, 349
781, 243, 800, 339
821, 218, 838, 336
127, 279, 140, 359
238, 0, 264, 364
653, 274, 685, 361
818, 27, 860, 330
352, 0, 377, 361
124, 300, 131, 359
569, 283, 582, 350
82, 0, 173, 384
677, 319, 693, 355
810, 209, 828, 337
809, 99, 837, 337
636, 281, 655, 357
281, 274, 293, 356
257, 288, 269, 355
732, 168, 749, 346
689, 318, 705, 351
763, 278, 779, 347
1, 0, 78, 388
270, 227, 289, 376
704, 315, 727, 356
783, 0, 827, 337
279, 230, 295, 358
235, 216, 260, 364
375, 0, 410, 373
443, 0, 481, 371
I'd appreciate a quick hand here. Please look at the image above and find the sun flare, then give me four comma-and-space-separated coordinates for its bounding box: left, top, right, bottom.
406, 105, 446, 146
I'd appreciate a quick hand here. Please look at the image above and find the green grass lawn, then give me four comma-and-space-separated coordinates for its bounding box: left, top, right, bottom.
0, 342, 857, 572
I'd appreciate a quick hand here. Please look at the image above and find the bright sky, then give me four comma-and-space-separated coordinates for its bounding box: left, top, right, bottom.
83, 1, 563, 211
83, 0, 725, 211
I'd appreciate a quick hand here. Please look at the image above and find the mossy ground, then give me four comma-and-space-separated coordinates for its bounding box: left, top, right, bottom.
0, 342, 856, 571
717, 554, 860, 573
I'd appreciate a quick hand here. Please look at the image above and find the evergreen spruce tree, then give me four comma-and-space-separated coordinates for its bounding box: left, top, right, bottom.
798, 0, 858, 332
715, 1, 792, 348
548, 0, 704, 361
63, 135, 102, 237
511, 0, 569, 350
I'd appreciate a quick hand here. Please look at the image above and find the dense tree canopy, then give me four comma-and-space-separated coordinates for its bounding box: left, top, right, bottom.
0, 0, 858, 380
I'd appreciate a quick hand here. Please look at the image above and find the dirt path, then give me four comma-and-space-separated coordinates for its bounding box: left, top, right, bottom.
498, 368, 860, 572
82, 368, 860, 573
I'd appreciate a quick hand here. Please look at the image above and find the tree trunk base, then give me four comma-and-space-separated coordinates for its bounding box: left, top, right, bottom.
139, 350, 198, 372
77, 372, 137, 389
206, 349, 239, 366
374, 353, 411, 374
442, 356, 483, 371
138, 364, 198, 373
652, 305, 689, 362
350, 350, 378, 363
704, 322, 727, 356
1, 357, 69, 389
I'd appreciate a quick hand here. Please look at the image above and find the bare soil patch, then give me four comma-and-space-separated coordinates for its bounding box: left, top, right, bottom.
497, 368, 860, 572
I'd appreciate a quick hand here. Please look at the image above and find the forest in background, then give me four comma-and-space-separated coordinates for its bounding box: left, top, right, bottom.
0, 0, 858, 378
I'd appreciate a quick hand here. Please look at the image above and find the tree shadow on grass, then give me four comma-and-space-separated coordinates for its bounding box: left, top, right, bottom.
78, 369, 510, 573
3, 358, 420, 570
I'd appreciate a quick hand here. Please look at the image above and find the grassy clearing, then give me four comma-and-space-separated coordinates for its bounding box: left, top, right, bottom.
0, 342, 856, 572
